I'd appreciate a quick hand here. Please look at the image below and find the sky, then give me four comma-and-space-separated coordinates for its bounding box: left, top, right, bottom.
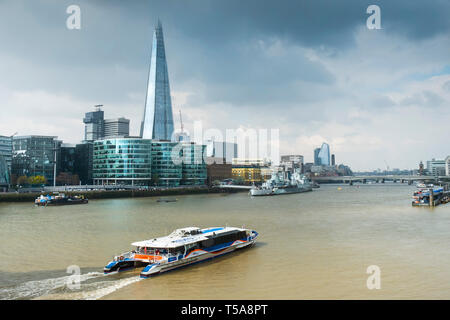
0, 0, 449, 171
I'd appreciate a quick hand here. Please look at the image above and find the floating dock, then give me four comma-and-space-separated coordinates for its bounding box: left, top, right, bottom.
412, 186, 450, 207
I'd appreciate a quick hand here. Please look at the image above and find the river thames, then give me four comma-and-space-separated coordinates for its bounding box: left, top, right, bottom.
0, 184, 449, 300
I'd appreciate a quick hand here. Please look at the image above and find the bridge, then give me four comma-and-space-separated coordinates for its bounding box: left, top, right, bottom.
311, 175, 450, 185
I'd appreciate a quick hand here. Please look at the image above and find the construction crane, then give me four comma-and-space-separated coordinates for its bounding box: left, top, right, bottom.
179, 109, 184, 132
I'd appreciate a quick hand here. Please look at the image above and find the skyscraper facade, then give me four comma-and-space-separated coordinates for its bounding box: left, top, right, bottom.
314, 148, 321, 165
317, 143, 330, 166
141, 21, 174, 141
103, 118, 130, 138
83, 108, 104, 142
0, 135, 12, 187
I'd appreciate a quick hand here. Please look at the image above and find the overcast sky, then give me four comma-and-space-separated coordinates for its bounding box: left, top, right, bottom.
0, 0, 449, 171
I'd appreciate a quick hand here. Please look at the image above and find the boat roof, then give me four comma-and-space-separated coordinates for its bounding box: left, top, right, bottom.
131, 226, 246, 248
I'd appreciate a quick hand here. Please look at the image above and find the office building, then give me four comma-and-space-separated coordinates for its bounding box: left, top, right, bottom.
280, 154, 303, 172
103, 118, 130, 138
331, 154, 335, 166
93, 138, 153, 185
445, 156, 450, 176
206, 140, 238, 164
83, 107, 104, 142
426, 158, 446, 176
180, 142, 207, 185
74, 142, 94, 185
0, 135, 12, 187
317, 143, 331, 166
11, 136, 60, 185
150, 140, 182, 186
141, 20, 175, 141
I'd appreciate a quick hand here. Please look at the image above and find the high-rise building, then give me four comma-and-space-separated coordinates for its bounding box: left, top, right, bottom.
140, 20, 174, 141
74, 142, 94, 185
83, 107, 104, 142
331, 154, 335, 166
317, 143, 330, 166
426, 158, 446, 176
280, 155, 304, 172
103, 118, 130, 138
314, 148, 321, 165
205, 140, 238, 164
12, 136, 60, 185
0, 135, 12, 187
445, 156, 450, 176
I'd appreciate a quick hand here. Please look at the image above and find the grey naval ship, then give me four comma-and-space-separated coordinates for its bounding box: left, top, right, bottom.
249, 169, 313, 196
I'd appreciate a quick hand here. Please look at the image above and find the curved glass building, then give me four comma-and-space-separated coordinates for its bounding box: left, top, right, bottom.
93, 138, 152, 185
318, 143, 330, 166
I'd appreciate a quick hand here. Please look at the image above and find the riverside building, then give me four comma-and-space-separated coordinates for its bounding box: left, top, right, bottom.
11, 135, 60, 185
0, 135, 12, 188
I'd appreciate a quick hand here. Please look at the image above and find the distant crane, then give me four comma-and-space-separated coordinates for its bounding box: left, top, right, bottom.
384, 160, 390, 172
179, 109, 184, 133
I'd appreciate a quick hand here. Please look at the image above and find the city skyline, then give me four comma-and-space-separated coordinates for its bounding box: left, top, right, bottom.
0, 1, 449, 171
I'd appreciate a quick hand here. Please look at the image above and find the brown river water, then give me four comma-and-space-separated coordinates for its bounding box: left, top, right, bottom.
0, 183, 449, 300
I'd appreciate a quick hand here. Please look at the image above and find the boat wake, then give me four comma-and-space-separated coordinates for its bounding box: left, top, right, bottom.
0, 271, 141, 300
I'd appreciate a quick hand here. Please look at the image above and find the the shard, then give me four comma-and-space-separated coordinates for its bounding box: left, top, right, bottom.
140, 20, 174, 141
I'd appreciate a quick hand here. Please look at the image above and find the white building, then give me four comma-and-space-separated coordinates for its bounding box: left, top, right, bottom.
426, 158, 446, 176
445, 156, 450, 176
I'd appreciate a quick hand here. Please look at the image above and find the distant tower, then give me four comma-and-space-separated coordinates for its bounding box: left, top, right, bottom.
140, 20, 174, 141
317, 143, 330, 166
419, 161, 424, 176
331, 154, 335, 166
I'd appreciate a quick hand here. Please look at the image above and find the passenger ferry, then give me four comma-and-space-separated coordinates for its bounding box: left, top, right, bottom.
104, 226, 258, 278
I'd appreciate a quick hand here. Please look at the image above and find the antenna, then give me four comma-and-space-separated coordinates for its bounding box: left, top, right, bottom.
94, 104, 103, 111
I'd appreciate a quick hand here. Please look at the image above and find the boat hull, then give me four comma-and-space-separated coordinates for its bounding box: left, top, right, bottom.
140, 237, 256, 278
250, 186, 312, 196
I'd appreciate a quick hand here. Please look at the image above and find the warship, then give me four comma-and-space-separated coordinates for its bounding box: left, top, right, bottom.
249, 169, 313, 196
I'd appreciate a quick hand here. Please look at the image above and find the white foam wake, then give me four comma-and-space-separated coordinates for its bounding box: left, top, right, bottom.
0, 272, 104, 300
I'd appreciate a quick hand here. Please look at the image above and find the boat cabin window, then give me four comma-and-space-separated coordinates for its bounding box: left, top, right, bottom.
203, 231, 247, 247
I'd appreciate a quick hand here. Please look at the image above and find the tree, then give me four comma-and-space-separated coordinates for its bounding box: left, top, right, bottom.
17, 175, 29, 186
28, 175, 47, 186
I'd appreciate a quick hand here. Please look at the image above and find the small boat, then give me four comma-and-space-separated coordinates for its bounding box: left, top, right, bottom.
35, 193, 88, 206
156, 198, 177, 203
104, 226, 258, 278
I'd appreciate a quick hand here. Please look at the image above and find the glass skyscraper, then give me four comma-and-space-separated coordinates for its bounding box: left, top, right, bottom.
317, 143, 330, 166
140, 20, 175, 141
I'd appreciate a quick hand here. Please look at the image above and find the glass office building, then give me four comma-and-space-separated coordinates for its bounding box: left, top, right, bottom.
93, 138, 153, 185
151, 141, 182, 187
12, 136, 59, 184
140, 20, 175, 141
181, 143, 207, 185
317, 143, 330, 166
0, 135, 12, 187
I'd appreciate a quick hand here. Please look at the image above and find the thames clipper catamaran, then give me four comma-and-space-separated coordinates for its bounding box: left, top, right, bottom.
104, 226, 258, 278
